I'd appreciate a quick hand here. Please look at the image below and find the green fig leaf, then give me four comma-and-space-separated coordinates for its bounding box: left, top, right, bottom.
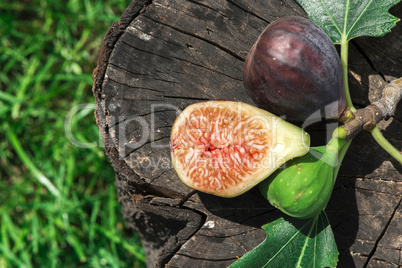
295, 0, 401, 43
229, 211, 338, 268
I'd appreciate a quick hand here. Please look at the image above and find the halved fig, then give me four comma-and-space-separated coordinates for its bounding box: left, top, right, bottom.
170, 101, 310, 197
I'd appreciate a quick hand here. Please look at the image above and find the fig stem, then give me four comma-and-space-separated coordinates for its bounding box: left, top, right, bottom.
340, 36, 357, 112
371, 126, 402, 164
323, 137, 349, 168
321, 136, 351, 214
325, 137, 346, 156
332, 138, 351, 183
339, 78, 402, 164
332, 127, 347, 140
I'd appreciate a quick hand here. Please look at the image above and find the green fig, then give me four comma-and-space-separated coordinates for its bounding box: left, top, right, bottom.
259, 138, 349, 219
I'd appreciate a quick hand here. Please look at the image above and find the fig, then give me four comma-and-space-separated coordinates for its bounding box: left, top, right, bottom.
170, 101, 310, 197
259, 138, 347, 219
243, 16, 346, 122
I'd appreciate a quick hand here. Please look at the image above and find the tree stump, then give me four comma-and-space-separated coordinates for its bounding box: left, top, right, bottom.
92, 0, 402, 267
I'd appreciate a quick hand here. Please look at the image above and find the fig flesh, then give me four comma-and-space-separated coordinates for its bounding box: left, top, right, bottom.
243, 16, 346, 122
170, 101, 310, 197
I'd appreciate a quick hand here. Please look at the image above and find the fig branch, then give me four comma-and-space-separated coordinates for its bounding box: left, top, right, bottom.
336, 77, 402, 163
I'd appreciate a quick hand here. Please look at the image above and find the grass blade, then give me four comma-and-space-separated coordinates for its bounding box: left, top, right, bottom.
6, 126, 60, 197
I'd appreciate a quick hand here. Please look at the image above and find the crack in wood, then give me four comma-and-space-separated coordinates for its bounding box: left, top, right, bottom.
174, 252, 239, 262
108, 62, 150, 76
160, 215, 208, 267
109, 63, 179, 85
280, 0, 306, 16
153, 0, 201, 21
156, 95, 211, 101
123, 135, 170, 158
331, 215, 354, 232
169, 53, 242, 82
120, 40, 173, 61
108, 77, 164, 93
108, 109, 176, 129
347, 186, 402, 197
356, 177, 402, 183
155, 124, 174, 129
354, 251, 402, 267
226, 0, 271, 24
338, 175, 375, 180
351, 40, 386, 81
127, 24, 182, 47
142, 15, 245, 62
363, 197, 402, 267
187, 0, 231, 20
177, 190, 198, 207
121, 35, 242, 83
353, 238, 402, 252
106, 94, 182, 102
128, 195, 207, 268
195, 228, 258, 239
366, 258, 401, 267
149, 168, 174, 185
237, 208, 277, 225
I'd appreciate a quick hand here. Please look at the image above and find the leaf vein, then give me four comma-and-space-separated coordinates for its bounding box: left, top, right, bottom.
296, 215, 318, 268
319, 0, 343, 35
346, 0, 376, 38
262, 219, 312, 268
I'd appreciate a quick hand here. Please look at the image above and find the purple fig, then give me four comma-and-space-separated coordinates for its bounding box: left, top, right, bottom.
243, 16, 346, 123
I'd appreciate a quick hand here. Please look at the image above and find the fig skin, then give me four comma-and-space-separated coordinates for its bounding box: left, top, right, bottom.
243, 16, 346, 123
259, 138, 347, 219
259, 148, 334, 219
170, 101, 310, 198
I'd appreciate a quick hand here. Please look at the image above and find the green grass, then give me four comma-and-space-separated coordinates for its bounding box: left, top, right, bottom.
0, 0, 146, 267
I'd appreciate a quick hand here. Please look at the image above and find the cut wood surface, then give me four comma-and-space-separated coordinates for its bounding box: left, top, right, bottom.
92, 0, 402, 267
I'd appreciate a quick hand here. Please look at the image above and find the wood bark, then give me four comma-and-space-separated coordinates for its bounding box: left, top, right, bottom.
92, 0, 402, 267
